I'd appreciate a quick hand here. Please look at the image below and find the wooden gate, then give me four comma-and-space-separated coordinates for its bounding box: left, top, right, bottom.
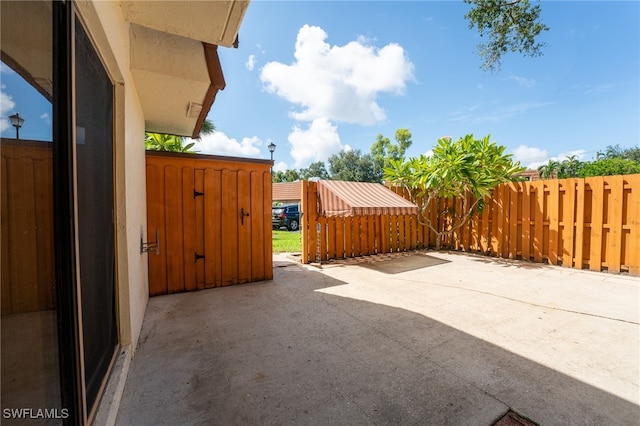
146, 152, 273, 296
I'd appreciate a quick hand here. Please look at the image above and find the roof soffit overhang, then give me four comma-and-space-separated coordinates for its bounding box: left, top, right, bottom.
122, 1, 247, 137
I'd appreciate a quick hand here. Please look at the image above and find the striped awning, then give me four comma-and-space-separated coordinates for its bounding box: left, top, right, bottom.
317, 180, 418, 217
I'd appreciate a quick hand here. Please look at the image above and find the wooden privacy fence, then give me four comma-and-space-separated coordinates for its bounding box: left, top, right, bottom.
397, 175, 640, 275
300, 180, 424, 263
301, 175, 640, 276
1, 140, 55, 314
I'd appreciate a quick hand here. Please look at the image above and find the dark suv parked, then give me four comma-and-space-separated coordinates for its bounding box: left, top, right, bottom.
272, 204, 300, 231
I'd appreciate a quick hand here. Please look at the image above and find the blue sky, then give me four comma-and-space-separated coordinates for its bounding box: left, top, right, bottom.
2, 1, 638, 172
203, 0, 640, 171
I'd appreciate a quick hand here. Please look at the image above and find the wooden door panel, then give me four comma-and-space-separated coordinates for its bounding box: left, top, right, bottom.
146, 163, 167, 295
195, 169, 205, 290
164, 166, 184, 293
221, 170, 239, 285
238, 170, 252, 284
182, 166, 197, 292
250, 171, 265, 280
146, 153, 272, 295
204, 168, 222, 288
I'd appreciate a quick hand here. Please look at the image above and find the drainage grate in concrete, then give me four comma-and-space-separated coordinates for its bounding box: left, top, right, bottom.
492, 410, 538, 426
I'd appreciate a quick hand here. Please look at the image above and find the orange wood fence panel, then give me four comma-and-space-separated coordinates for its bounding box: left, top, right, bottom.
1, 140, 55, 314
146, 152, 272, 296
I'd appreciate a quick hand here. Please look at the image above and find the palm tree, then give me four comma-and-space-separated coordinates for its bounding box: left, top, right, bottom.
145, 118, 215, 153
537, 159, 559, 179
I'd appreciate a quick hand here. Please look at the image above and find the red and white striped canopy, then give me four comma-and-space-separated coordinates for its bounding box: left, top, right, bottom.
317, 180, 418, 217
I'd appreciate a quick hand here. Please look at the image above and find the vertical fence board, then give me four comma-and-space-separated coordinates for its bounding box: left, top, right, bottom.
251, 171, 265, 280
344, 216, 353, 258
164, 166, 184, 293
327, 217, 337, 259
319, 216, 327, 261
204, 169, 222, 287
497, 185, 508, 257
301, 180, 310, 263
195, 169, 205, 289
369, 216, 377, 254
334, 217, 344, 259
588, 177, 604, 271
606, 176, 624, 273
627, 175, 640, 275
381, 215, 390, 253
237, 170, 252, 283
561, 179, 576, 267
263, 171, 273, 280
508, 183, 518, 259
547, 180, 560, 265
480, 195, 490, 253
182, 167, 197, 291
521, 182, 531, 261
574, 180, 585, 270
221, 170, 239, 285
410, 215, 418, 250
531, 181, 544, 263
146, 163, 167, 295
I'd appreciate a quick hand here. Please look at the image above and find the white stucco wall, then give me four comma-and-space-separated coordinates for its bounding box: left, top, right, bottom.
76, 0, 149, 350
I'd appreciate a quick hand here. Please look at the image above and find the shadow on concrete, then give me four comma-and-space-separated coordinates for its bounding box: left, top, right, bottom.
358, 253, 449, 274
118, 259, 639, 426
465, 253, 548, 270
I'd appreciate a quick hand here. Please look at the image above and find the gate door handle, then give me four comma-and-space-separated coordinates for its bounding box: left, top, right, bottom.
240, 207, 250, 225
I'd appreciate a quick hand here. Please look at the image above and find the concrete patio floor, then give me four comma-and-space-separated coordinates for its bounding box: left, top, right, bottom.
116, 251, 639, 425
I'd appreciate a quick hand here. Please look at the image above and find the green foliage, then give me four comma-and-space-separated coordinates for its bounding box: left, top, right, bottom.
273, 169, 301, 183
299, 161, 330, 180
145, 132, 196, 153
537, 146, 640, 180
537, 159, 559, 179
370, 129, 413, 179
464, 0, 548, 72
144, 119, 215, 153
328, 149, 379, 183
578, 158, 640, 177
200, 119, 216, 136
602, 144, 640, 162
557, 155, 581, 179
384, 134, 524, 249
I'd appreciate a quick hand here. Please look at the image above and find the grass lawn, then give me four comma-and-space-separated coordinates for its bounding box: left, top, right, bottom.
273, 230, 302, 253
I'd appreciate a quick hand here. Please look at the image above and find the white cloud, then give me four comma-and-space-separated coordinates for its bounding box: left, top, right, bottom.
509, 74, 535, 88
554, 149, 587, 162
260, 24, 414, 125
245, 54, 256, 71
188, 132, 262, 158
451, 102, 554, 124
0, 90, 16, 133
40, 112, 51, 125
512, 145, 548, 168
273, 161, 289, 173
511, 145, 588, 169
288, 118, 343, 168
